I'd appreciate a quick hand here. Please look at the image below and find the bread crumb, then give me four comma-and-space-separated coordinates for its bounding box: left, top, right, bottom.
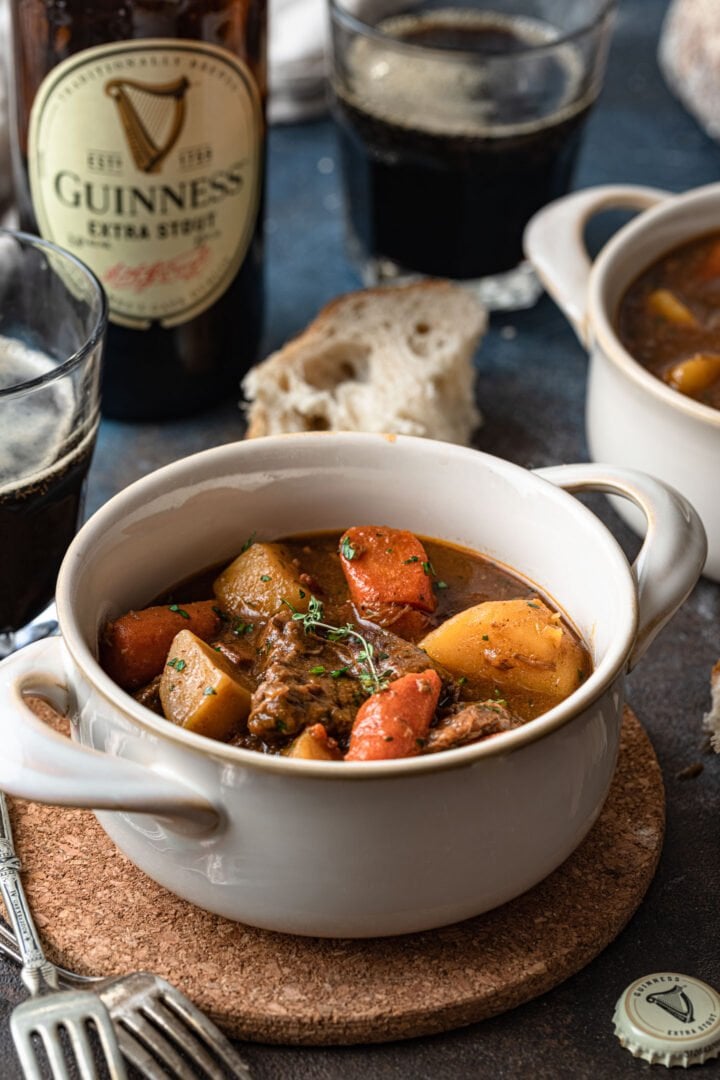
702, 659, 720, 751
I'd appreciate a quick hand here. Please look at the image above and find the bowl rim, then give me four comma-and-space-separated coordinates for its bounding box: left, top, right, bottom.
57, 433, 636, 779
588, 181, 720, 429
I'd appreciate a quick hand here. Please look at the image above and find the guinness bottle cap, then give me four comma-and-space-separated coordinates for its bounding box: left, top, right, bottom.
613, 973, 720, 1067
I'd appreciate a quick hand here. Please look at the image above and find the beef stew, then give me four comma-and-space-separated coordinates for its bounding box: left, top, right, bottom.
100, 527, 592, 761
617, 230, 720, 409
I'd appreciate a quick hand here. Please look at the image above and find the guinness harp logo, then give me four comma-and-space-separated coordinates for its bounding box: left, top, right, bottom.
646, 985, 696, 1025
105, 76, 190, 173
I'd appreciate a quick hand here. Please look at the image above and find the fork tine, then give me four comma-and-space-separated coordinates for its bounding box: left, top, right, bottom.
10, 1030, 44, 1080
141, 996, 228, 1080
64, 1018, 99, 1079
161, 986, 253, 1078
38, 1027, 74, 1080
114, 1026, 174, 1080
119, 1011, 200, 1080
90, 1013, 130, 1078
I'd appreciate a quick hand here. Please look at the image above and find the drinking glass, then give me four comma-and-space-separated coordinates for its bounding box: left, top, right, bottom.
329, 0, 617, 309
0, 230, 106, 656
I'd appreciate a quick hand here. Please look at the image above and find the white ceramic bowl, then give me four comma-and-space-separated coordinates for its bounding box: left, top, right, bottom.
524, 182, 720, 582
0, 435, 706, 936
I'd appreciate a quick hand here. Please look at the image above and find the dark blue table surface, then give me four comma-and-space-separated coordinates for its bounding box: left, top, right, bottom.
2, 0, 720, 1076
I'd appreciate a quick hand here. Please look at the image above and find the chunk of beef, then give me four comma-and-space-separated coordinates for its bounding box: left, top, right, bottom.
424, 701, 523, 754
360, 620, 454, 685
248, 613, 456, 744
213, 632, 257, 670
248, 615, 363, 741
133, 675, 163, 715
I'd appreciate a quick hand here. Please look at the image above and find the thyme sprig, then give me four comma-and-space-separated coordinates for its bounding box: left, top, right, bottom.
283, 595, 392, 694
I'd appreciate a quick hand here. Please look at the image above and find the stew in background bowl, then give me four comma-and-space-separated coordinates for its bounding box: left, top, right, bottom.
617, 229, 720, 409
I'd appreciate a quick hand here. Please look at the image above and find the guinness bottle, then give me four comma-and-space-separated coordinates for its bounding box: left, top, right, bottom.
10, 0, 266, 419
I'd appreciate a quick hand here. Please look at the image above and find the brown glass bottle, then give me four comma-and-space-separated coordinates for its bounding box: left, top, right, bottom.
10, 0, 267, 420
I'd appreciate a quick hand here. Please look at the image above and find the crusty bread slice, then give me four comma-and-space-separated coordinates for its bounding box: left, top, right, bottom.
703, 659, 720, 752
242, 281, 486, 444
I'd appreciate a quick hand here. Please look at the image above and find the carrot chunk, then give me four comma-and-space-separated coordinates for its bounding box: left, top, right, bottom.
345, 669, 441, 761
697, 240, 720, 281
339, 526, 437, 614
100, 600, 221, 690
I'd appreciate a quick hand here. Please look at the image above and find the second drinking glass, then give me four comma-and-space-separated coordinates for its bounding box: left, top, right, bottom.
329, 0, 617, 309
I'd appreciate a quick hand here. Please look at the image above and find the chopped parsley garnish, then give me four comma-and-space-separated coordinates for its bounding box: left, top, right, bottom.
436, 580, 448, 589
260, 574, 271, 582
203, 686, 217, 696
233, 620, 254, 636
169, 604, 190, 619
422, 560, 435, 576
212, 605, 228, 621
309, 665, 326, 675
166, 657, 186, 671
299, 589, 306, 599
527, 601, 540, 609
404, 555, 419, 564
340, 536, 357, 561
240, 531, 256, 554
482, 635, 489, 641
457, 676, 467, 686
330, 667, 350, 679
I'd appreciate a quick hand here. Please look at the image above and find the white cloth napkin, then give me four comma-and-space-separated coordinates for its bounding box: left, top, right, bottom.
269, 0, 329, 123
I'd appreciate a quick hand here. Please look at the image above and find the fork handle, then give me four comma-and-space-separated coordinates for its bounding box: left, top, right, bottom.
0, 792, 59, 996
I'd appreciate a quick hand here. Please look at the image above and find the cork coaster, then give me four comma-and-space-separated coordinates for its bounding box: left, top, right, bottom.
7, 703, 664, 1046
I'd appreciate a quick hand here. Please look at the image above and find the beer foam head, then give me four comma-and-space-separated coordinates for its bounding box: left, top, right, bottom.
341, 10, 585, 137
0, 336, 76, 490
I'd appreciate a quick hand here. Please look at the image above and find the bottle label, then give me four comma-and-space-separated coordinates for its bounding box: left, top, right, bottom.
28, 40, 263, 329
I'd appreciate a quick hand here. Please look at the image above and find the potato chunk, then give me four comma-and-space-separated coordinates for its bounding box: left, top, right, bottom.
420, 598, 588, 701
647, 288, 697, 327
665, 353, 720, 398
285, 724, 342, 761
214, 542, 311, 618
159, 629, 251, 741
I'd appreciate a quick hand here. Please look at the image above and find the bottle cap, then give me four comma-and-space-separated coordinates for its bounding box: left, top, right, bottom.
613, 972, 720, 1067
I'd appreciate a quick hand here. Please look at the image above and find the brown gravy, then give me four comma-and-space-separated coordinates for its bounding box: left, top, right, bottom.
617, 230, 720, 409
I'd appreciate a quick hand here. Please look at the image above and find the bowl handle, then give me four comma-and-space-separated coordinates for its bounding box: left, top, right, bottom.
534, 464, 707, 671
523, 185, 669, 344
0, 636, 220, 835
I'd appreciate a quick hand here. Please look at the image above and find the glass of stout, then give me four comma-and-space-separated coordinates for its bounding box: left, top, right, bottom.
329, 0, 616, 309
0, 230, 106, 656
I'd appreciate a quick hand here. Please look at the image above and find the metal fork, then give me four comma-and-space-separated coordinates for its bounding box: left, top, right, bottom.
0, 792, 127, 1079
0, 907, 252, 1079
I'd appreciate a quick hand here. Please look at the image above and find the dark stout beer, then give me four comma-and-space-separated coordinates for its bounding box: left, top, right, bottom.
11, 0, 267, 419
332, 10, 595, 279
0, 342, 97, 633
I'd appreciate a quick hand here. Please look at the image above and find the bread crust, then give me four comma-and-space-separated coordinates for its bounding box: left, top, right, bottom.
242, 281, 486, 444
